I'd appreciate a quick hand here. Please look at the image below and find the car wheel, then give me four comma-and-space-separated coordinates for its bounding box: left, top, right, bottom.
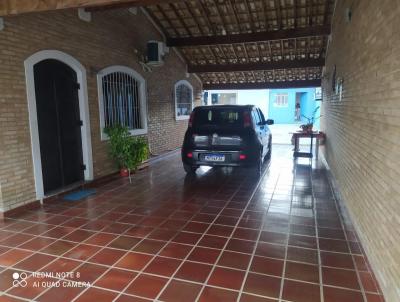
183, 163, 198, 174
265, 136, 272, 160
255, 150, 263, 177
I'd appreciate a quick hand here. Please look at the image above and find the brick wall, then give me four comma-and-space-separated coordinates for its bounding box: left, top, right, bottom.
0, 8, 201, 211
321, 0, 400, 300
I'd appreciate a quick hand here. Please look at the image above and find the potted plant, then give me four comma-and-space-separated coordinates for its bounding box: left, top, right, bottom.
104, 125, 149, 177
300, 106, 322, 133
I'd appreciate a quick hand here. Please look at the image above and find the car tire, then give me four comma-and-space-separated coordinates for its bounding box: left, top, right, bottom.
183, 163, 198, 174
255, 149, 263, 177
265, 136, 272, 160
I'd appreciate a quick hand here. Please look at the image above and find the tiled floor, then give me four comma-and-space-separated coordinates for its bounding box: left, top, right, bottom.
0, 145, 385, 302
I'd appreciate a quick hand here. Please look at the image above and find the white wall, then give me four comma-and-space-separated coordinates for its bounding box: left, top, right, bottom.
206, 89, 270, 118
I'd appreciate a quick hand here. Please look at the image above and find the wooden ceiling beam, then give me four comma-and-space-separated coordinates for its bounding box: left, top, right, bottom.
167, 25, 331, 47
188, 58, 324, 73
0, 0, 183, 16
203, 79, 321, 90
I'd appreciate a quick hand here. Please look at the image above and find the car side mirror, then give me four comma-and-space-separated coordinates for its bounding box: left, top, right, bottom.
266, 119, 274, 125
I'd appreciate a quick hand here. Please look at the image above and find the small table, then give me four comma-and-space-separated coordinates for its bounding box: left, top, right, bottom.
292, 131, 324, 159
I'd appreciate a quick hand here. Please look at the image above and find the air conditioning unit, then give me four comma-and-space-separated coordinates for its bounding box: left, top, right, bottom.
147, 41, 167, 66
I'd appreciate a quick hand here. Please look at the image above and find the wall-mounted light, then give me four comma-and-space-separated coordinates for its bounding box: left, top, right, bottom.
0, 18, 4, 31
78, 8, 92, 22
345, 7, 352, 23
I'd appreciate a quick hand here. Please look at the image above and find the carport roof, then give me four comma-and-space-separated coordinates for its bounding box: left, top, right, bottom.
145, 0, 334, 90
0, 0, 335, 90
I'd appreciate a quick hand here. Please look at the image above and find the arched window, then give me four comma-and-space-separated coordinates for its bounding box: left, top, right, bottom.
175, 80, 194, 120
97, 66, 147, 139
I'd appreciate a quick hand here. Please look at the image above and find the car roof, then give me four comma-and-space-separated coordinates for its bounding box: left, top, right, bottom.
194, 105, 255, 110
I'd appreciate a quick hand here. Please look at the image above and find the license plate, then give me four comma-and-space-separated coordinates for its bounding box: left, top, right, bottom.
204, 154, 225, 162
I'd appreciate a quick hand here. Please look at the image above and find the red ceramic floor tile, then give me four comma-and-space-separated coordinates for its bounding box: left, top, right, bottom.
198, 235, 227, 249
7, 275, 55, 300
319, 238, 349, 253
133, 239, 166, 254
238, 218, 262, 230
0, 233, 35, 247
88, 248, 126, 266
172, 232, 202, 245
159, 242, 193, 259
41, 226, 75, 238
83, 233, 117, 246
0, 269, 19, 291
226, 238, 255, 254
187, 247, 221, 264
183, 222, 209, 234
255, 242, 286, 259
108, 236, 141, 250
175, 261, 213, 283
217, 251, 251, 270
285, 261, 319, 284
323, 286, 364, 302
39, 240, 76, 256
94, 268, 137, 291
63, 230, 95, 242
19, 237, 55, 251
73, 263, 108, 283
239, 293, 277, 302
320, 251, 355, 269
0, 249, 32, 266
42, 258, 82, 273
287, 246, 318, 265
159, 219, 187, 230
215, 215, 239, 226
192, 214, 216, 224
74, 287, 118, 302
148, 229, 178, 241
13, 253, 57, 271
250, 256, 284, 277
198, 286, 239, 302
206, 225, 234, 237
63, 244, 101, 261
359, 271, 379, 293
102, 223, 132, 234
144, 256, 181, 277
260, 231, 288, 245
125, 226, 154, 238
232, 228, 259, 241
36, 285, 84, 302
125, 274, 168, 299
243, 273, 281, 299
115, 252, 153, 271
159, 279, 202, 302
114, 295, 150, 302
288, 234, 317, 249
208, 267, 246, 290
365, 293, 384, 302
322, 267, 360, 290
63, 218, 89, 228
282, 279, 321, 302
290, 224, 316, 237
318, 227, 346, 240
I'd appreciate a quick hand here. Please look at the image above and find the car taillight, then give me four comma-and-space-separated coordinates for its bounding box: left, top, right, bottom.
243, 111, 251, 128
239, 154, 246, 160
188, 112, 195, 128
187, 152, 193, 158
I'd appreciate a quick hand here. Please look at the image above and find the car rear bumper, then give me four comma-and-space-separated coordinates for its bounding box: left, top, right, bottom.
182, 149, 258, 167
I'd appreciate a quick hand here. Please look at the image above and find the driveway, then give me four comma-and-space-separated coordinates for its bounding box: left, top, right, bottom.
0, 145, 383, 302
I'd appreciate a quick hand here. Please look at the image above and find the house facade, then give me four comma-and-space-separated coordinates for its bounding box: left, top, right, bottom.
268, 88, 320, 127
0, 8, 201, 214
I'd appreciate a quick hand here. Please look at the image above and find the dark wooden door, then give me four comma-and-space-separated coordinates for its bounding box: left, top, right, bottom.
34, 59, 84, 194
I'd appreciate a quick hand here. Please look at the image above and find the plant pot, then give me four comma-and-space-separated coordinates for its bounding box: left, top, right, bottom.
120, 168, 129, 177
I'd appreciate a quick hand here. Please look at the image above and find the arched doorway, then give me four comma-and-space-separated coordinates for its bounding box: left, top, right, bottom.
34, 60, 84, 193
25, 50, 93, 199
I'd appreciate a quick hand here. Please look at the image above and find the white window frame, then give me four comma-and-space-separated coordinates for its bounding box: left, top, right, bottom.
97, 66, 148, 140
274, 93, 289, 107
174, 80, 194, 120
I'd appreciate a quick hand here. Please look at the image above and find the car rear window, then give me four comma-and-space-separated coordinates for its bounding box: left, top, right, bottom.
194, 107, 244, 128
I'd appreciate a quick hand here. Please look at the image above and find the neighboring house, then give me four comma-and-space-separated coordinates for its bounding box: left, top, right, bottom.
268, 88, 320, 128
0, 8, 201, 214
204, 90, 269, 117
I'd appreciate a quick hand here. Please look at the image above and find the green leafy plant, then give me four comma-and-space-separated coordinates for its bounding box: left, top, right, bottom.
104, 125, 149, 173
300, 106, 322, 132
